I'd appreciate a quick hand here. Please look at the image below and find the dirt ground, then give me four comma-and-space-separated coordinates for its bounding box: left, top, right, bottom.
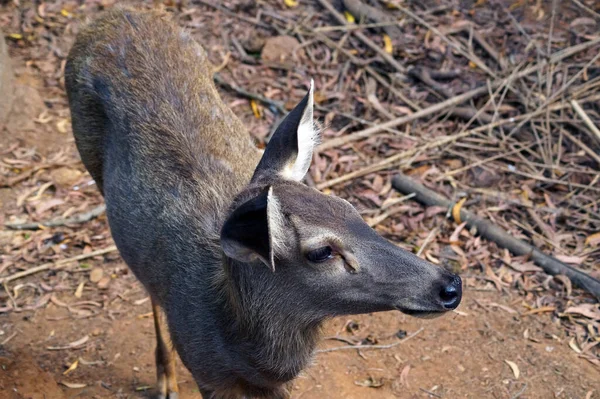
0, 283, 599, 399
1, 0, 599, 398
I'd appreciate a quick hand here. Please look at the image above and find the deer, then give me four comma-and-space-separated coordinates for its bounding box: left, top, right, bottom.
65, 7, 462, 399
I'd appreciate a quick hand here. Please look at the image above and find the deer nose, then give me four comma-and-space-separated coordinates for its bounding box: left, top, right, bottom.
439, 275, 462, 309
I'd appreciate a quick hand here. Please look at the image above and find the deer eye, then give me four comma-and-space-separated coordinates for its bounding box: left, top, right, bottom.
306, 246, 333, 263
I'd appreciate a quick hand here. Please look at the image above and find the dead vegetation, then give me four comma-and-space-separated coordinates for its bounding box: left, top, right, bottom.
0, 0, 599, 397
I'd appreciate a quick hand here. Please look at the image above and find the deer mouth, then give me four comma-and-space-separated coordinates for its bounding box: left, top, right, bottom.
395, 307, 447, 319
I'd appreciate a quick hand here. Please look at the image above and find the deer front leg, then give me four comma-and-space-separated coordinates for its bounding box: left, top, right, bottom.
152, 298, 179, 399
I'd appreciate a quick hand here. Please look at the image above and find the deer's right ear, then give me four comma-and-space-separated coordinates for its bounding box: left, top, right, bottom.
220, 187, 284, 271
251, 80, 319, 183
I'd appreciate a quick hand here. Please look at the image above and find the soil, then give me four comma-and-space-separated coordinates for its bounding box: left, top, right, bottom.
0, 278, 599, 399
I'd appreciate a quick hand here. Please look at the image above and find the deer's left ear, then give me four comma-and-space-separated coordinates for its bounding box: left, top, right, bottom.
251, 80, 319, 183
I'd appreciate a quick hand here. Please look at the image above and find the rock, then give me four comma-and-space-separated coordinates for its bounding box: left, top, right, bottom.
49, 167, 83, 188
89, 267, 104, 283
261, 36, 304, 64
0, 36, 14, 128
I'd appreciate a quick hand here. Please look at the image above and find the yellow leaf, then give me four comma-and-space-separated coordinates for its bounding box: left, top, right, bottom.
284, 0, 298, 7
63, 359, 79, 375
383, 34, 393, 54
452, 197, 467, 224
344, 11, 355, 24
585, 232, 600, 247
61, 9, 72, 17
250, 100, 262, 119
504, 360, 520, 379
468, 61, 477, 69
8, 33, 23, 40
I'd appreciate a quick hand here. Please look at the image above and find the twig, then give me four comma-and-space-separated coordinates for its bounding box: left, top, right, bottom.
317, 63, 541, 151
196, 0, 272, 30
366, 193, 415, 227
416, 227, 439, 257
341, 0, 402, 39
557, 127, 600, 166
305, 28, 420, 110
570, 0, 600, 19
4, 204, 106, 230
317, 111, 533, 189
419, 388, 443, 398
0, 245, 118, 284
316, 92, 600, 189
213, 73, 287, 114
315, 0, 407, 74
510, 383, 528, 399
391, 174, 600, 299
570, 100, 600, 144
316, 327, 423, 353
392, 3, 497, 77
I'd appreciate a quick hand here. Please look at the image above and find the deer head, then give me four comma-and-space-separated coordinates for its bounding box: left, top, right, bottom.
220, 81, 461, 319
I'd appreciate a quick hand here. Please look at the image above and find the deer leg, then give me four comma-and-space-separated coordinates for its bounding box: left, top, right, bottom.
152, 298, 179, 399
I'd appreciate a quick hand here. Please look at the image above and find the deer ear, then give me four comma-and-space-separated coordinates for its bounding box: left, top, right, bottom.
251, 80, 319, 183
220, 187, 284, 271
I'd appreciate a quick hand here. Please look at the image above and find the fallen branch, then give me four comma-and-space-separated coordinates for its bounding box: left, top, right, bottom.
391, 174, 600, 300
4, 205, 106, 231
570, 99, 600, 144
0, 245, 118, 284
317, 327, 423, 353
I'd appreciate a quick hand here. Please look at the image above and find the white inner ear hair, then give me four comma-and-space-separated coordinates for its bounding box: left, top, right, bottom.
288, 79, 321, 182
267, 187, 289, 267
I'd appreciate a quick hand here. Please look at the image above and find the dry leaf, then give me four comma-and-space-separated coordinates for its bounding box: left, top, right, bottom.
354, 376, 384, 388
505, 360, 520, 379
452, 198, 467, 224
8, 33, 23, 40
74, 282, 84, 299
569, 338, 582, 354
89, 268, 104, 283
564, 304, 600, 320
283, 0, 298, 7
399, 364, 411, 387
383, 34, 393, 54
63, 359, 79, 375
60, 381, 86, 389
